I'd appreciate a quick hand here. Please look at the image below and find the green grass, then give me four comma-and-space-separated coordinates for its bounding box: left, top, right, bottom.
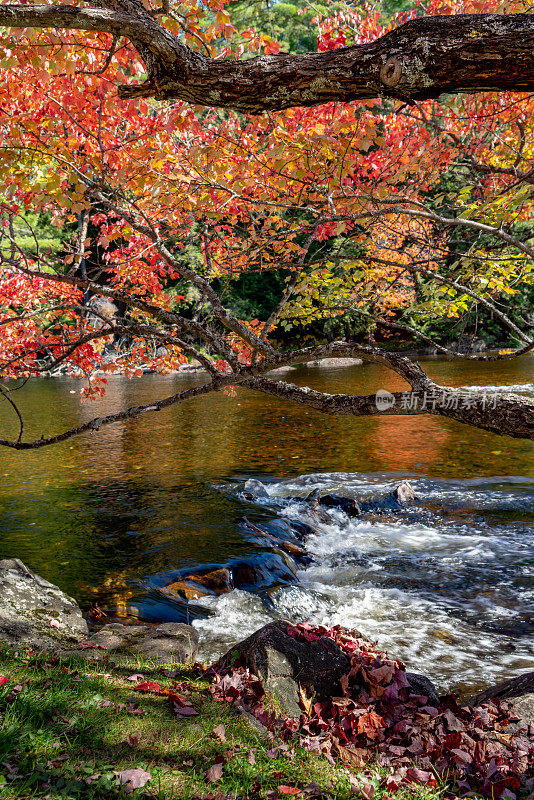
0, 646, 448, 799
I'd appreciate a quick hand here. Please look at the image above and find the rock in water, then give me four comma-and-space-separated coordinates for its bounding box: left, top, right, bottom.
359, 480, 417, 513
77, 622, 199, 664
466, 671, 534, 731
243, 479, 270, 499
0, 558, 88, 646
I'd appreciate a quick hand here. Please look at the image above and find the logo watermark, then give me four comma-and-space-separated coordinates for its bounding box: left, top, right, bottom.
374, 389, 499, 412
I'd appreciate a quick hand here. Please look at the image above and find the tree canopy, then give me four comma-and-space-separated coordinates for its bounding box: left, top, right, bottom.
0, 0, 533, 447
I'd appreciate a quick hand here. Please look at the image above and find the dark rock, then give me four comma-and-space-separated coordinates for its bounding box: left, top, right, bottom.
405, 672, 440, 706
319, 495, 361, 516
0, 558, 88, 647
466, 671, 534, 730
216, 621, 439, 719
77, 622, 199, 664
216, 620, 353, 718
359, 481, 417, 513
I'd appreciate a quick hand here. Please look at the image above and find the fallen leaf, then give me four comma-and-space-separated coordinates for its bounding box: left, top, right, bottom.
278, 786, 301, 795
0, 677, 9, 687
115, 767, 151, 793
212, 723, 226, 742
206, 762, 223, 782
133, 680, 162, 693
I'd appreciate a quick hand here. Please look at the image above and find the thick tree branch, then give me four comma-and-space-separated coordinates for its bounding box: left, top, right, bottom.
1, 5, 534, 110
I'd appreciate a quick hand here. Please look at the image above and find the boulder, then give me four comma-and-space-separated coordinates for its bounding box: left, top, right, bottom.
466, 671, 534, 731
0, 558, 88, 646
78, 622, 199, 664
216, 620, 352, 718
215, 620, 438, 719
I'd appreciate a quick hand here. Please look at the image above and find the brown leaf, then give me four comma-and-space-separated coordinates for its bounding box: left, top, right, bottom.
115, 767, 151, 793
248, 749, 256, 766
298, 684, 313, 716
206, 762, 224, 782
212, 723, 226, 742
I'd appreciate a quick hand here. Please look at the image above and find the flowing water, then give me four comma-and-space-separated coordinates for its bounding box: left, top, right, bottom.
0, 356, 532, 694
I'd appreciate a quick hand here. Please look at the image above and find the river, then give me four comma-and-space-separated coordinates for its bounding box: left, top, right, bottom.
0, 356, 532, 695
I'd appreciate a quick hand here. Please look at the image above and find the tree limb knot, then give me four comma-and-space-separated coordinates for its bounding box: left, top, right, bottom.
380, 57, 403, 87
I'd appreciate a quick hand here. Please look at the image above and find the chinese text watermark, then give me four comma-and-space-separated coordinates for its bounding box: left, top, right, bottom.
375, 388, 499, 412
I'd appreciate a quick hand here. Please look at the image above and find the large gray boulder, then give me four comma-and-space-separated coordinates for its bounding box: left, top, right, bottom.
215, 620, 439, 718
77, 622, 199, 664
466, 671, 534, 731
0, 558, 88, 646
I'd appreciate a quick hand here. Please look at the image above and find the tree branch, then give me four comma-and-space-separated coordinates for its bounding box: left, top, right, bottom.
1, 5, 534, 111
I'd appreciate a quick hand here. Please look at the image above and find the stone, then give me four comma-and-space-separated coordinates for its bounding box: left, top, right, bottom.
466, 671, 534, 731
243, 479, 270, 499
0, 558, 88, 647
216, 621, 440, 719
78, 621, 199, 664
405, 672, 440, 706
164, 568, 232, 601
216, 620, 355, 718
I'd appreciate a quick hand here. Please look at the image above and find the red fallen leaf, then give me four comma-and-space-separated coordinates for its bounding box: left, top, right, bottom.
133, 680, 162, 693
356, 710, 385, 740
115, 767, 151, 793
406, 768, 437, 786
167, 691, 188, 707
451, 748, 472, 765
0, 676, 10, 687
277, 786, 301, 795
206, 762, 224, 782
443, 708, 465, 732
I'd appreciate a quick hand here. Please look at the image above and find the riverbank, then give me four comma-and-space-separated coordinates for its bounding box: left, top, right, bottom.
0, 645, 443, 800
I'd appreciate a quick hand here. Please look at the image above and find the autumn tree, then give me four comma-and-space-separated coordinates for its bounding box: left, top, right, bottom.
0, 0, 532, 448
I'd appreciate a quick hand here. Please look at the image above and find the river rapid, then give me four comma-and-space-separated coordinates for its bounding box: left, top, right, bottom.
0, 356, 532, 695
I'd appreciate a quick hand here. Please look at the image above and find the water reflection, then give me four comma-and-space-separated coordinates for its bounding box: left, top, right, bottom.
0, 357, 532, 689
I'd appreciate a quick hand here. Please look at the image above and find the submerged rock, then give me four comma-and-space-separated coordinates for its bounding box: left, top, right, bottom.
77, 621, 199, 664
164, 568, 232, 601
0, 558, 88, 647
466, 671, 534, 731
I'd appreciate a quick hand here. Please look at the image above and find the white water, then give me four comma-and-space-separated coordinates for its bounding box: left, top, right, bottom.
194, 473, 534, 693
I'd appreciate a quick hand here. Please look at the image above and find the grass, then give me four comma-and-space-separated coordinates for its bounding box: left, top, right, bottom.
0, 646, 449, 800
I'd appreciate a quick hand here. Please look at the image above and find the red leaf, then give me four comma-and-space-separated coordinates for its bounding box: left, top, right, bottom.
0, 676, 10, 687
277, 786, 301, 795
133, 680, 162, 693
